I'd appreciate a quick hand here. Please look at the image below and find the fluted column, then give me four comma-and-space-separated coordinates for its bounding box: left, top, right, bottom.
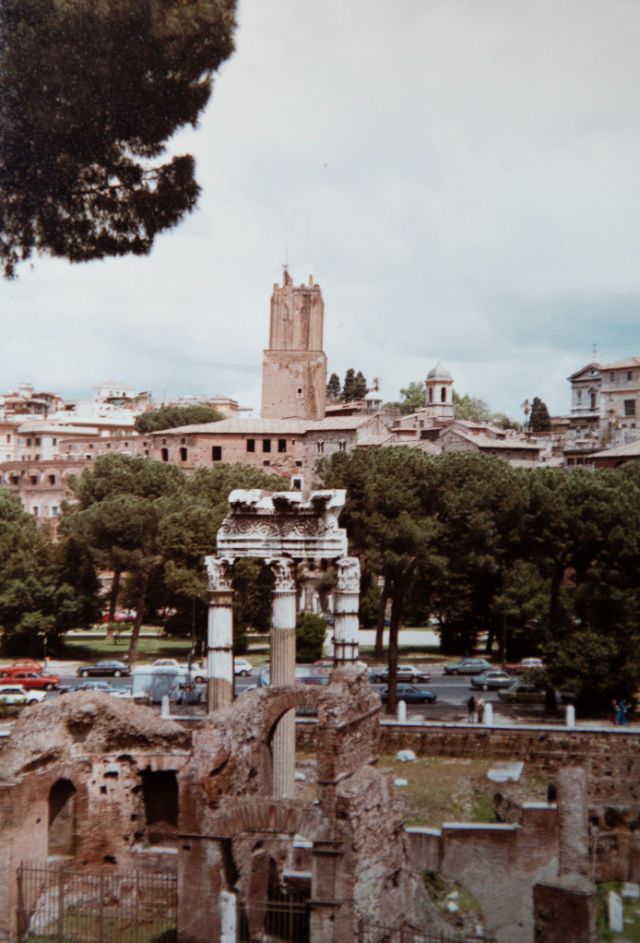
333, 557, 360, 664
269, 557, 297, 798
205, 556, 234, 714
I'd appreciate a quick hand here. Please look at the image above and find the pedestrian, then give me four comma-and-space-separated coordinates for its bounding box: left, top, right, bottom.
616, 700, 628, 726
476, 697, 485, 725
611, 699, 618, 725
467, 694, 476, 722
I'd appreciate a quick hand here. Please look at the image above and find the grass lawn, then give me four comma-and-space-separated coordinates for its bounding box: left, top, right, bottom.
62, 634, 194, 662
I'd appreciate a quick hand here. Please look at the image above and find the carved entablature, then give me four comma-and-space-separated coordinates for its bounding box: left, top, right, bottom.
205, 555, 234, 592
336, 556, 361, 593
216, 489, 348, 561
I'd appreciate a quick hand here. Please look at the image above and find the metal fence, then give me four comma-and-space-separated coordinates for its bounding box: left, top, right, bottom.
357, 924, 495, 943
17, 863, 176, 943
238, 899, 310, 943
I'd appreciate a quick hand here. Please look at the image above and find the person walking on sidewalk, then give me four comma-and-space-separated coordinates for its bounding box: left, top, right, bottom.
467, 694, 476, 722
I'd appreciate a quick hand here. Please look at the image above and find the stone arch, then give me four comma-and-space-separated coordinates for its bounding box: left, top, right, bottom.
48, 778, 77, 856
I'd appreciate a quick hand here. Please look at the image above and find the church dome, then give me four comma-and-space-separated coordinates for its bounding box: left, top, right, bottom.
426, 361, 452, 381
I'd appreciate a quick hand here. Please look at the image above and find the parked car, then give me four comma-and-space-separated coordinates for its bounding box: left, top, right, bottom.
470, 670, 514, 691
443, 658, 493, 676
234, 658, 253, 677
0, 659, 44, 677
498, 681, 546, 704
504, 657, 545, 674
0, 671, 60, 690
73, 680, 127, 695
0, 684, 46, 706
379, 683, 437, 704
151, 659, 206, 682
76, 660, 130, 678
370, 664, 432, 683
258, 666, 329, 687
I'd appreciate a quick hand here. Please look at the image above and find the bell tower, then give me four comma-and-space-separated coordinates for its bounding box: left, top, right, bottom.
424, 362, 454, 420
261, 269, 327, 420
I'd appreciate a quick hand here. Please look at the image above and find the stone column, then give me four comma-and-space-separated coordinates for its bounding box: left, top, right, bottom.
333, 557, 360, 664
205, 556, 234, 714
557, 766, 590, 879
269, 557, 297, 798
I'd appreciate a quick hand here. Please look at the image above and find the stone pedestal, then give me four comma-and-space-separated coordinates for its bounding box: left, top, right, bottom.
269, 558, 297, 798
205, 557, 234, 714
333, 557, 360, 664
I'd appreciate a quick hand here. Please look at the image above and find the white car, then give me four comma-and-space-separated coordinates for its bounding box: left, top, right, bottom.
234, 658, 253, 677
151, 658, 206, 683
0, 685, 46, 706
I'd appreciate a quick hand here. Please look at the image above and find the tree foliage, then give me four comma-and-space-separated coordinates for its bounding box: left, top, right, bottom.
0, 0, 237, 276
318, 448, 640, 712
61, 454, 286, 663
326, 373, 341, 401
529, 396, 552, 433
134, 404, 223, 433
295, 611, 326, 662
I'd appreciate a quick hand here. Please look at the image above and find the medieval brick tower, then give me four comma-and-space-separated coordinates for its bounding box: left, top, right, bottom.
261, 269, 327, 420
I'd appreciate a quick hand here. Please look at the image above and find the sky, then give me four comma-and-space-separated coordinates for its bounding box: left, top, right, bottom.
2, 0, 640, 419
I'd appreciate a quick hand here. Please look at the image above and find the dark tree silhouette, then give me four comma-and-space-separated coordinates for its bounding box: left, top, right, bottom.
0, 0, 236, 277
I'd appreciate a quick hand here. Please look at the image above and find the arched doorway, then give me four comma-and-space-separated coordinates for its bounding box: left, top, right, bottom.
48, 779, 76, 856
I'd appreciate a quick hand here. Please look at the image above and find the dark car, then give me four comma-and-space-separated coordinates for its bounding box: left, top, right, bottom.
379, 684, 437, 704
76, 660, 130, 678
443, 658, 493, 676
73, 680, 117, 694
498, 681, 546, 704
370, 664, 432, 684
470, 670, 514, 691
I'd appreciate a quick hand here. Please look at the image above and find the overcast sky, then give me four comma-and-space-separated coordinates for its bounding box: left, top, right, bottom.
2, 0, 640, 419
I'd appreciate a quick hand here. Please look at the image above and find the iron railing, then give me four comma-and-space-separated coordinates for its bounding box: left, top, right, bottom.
17, 862, 176, 943
238, 899, 310, 943
357, 924, 495, 943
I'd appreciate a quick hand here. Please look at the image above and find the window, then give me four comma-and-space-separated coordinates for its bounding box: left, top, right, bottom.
263, 460, 270, 467
48, 474, 56, 485
161, 448, 169, 462
6, 434, 10, 443
297, 387, 303, 397
278, 439, 287, 453
26, 437, 31, 446
610, 372, 615, 382
52, 437, 57, 446
32, 506, 38, 517
440, 386, 446, 403
316, 440, 324, 454
89, 443, 94, 449
179, 447, 188, 461
35, 437, 41, 446
338, 439, 347, 451
428, 387, 433, 403
51, 506, 59, 517
292, 476, 303, 490
212, 446, 222, 461
181, 437, 186, 444
624, 400, 636, 417
576, 390, 582, 403
30, 475, 38, 485
262, 439, 271, 453
246, 439, 255, 453
628, 371, 633, 381
590, 392, 596, 410
295, 461, 303, 467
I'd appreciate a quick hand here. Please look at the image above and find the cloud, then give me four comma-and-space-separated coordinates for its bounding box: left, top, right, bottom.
1, 0, 639, 421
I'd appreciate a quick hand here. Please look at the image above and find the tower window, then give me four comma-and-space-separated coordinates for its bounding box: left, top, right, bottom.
338, 439, 347, 452
212, 446, 222, 461
262, 439, 271, 453
441, 387, 446, 403
179, 447, 188, 461
161, 448, 169, 462
316, 440, 324, 454
297, 387, 303, 397
246, 439, 255, 453
278, 439, 287, 453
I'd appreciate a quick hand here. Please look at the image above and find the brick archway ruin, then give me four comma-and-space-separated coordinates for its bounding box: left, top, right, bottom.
205, 489, 360, 797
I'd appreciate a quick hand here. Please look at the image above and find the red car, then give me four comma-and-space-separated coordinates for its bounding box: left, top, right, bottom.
0, 659, 43, 677
0, 671, 60, 691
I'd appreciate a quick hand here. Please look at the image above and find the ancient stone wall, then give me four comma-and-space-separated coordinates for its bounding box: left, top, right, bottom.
297, 722, 640, 808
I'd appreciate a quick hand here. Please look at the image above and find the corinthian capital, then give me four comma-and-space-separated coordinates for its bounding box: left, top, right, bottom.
336, 556, 361, 593
268, 557, 296, 592
205, 556, 234, 592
